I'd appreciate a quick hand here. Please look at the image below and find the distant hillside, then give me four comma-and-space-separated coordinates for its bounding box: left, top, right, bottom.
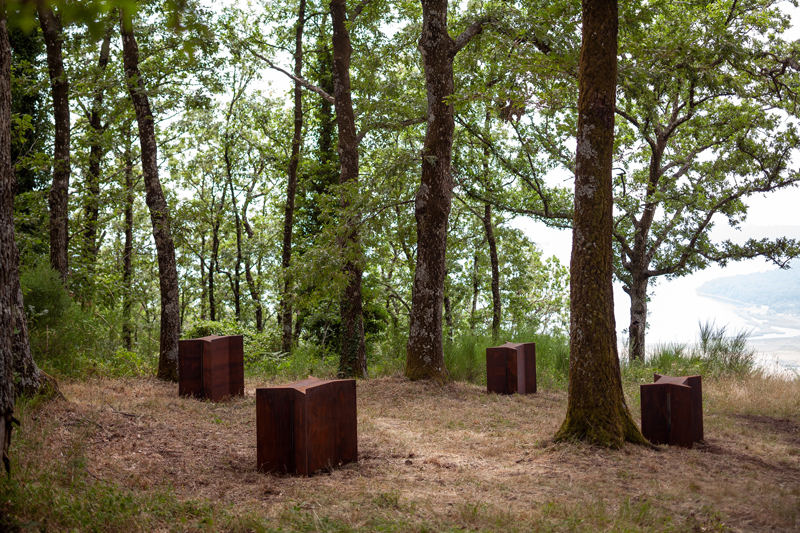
697, 267, 800, 314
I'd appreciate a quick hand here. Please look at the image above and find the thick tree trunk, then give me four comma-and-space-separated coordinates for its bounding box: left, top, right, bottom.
482, 203, 501, 340
331, 0, 367, 378
83, 30, 111, 287
628, 274, 648, 361
406, 0, 458, 382
555, 0, 646, 447
279, 0, 306, 353
121, 138, 134, 351
0, 10, 19, 473
37, 3, 70, 283
120, 13, 180, 381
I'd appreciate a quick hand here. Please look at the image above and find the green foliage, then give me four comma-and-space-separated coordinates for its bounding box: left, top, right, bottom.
20, 263, 72, 328
20, 264, 159, 379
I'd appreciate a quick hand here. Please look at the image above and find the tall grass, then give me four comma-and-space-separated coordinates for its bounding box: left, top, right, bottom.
623, 320, 758, 382
444, 327, 569, 388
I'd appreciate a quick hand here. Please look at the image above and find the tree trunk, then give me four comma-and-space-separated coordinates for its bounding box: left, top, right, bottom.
443, 293, 453, 350
120, 12, 180, 381
469, 242, 482, 333
555, 0, 646, 447
224, 147, 242, 320
627, 273, 649, 361
406, 0, 458, 382
331, 0, 367, 378
199, 234, 207, 321
82, 29, 111, 291
209, 185, 226, 322
0, 10, 19, 473
482, 203, 501, 340
242, 215, 264, 331
121, 133, 134, 351
37, 2, 70, 283
279, 0, 306, 353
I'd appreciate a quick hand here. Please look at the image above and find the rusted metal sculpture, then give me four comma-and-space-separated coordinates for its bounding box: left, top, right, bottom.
257, 377, 357, 476
178, 335, 245, 402
640, 373, 703, 448
486, 342, 536, 395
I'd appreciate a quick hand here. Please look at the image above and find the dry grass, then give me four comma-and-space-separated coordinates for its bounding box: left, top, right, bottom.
4, 374, 800, 532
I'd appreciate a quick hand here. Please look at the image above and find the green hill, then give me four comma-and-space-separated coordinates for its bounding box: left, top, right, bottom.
697, 267, 800, 314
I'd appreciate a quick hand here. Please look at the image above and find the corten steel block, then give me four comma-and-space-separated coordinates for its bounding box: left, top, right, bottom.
640, 374, 703, 448
257, 377, 357, 476
486, 342, 536, 395
178, 335, 245, 401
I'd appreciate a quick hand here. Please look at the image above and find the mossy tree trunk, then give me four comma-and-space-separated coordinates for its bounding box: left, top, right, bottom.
0, 8, 19, 472
37, 2, 70, 284
331, 0, 367, 378
555, 0, 647, 448
120, 11, 180, 381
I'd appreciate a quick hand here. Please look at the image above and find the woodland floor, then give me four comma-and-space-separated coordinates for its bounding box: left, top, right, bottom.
5, 374, 800, 532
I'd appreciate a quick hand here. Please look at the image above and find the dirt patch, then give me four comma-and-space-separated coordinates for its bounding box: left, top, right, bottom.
734, 414, 800, 445
20, 375, 800, 531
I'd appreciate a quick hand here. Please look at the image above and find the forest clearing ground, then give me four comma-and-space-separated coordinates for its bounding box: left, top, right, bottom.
7, 374, 800, 532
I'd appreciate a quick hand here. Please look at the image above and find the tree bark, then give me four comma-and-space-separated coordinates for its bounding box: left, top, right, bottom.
224, 146, 242, 320
469, 246, 480, 333
120, 12, 180, 381
555, 0, 646, 447
209, 184, 226, 322
482, 203, 501, 340
279, 0, 306, 353
0, 8, 19, 473
331, 0, 367, 378
121, 130, 134, 351
443, 292, 453, 350
82, 29, 112, 292
242, 206, 264, 331
406, 0, 459, 382
37, 2, 70, 283
627, 273, 648, 361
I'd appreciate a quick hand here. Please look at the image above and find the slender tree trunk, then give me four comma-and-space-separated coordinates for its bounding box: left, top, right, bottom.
443, 293, 453, 350
469, 244, 481, 333
624, 143, 662, 361
120, 12, 180, 381
555, 0, 646, 447
482, 203, 501, 340
243, 212, 264, 331
224, 148, 242, 320
83, 30, 111, 288
37, 2, 70, 283
121, 136, 134, 351
406, 0, 460, 382
331, 0, 367, 378
627, 273, 649, 361
0, 9, 19, 472
209, 185, 226, 322
199, 234, 207, 320
280, 0, 306, 353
